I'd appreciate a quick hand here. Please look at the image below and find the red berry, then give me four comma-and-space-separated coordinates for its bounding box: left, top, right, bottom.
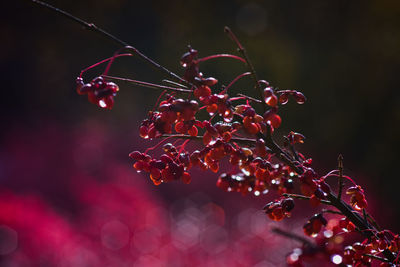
268, 114, 281, 128
175, 121, 186, 134
203, 77, 218, 86
279, 93, 289, 105
263, 87, 273, 97
265, 94, 278, 107
309, 194, 320, 207
203, 132, 213, 145
182, 172, 191, 184
150, 168, 161, 180
206, 104, 218, 115
293, 92, 306, 104
187, 125, 198, 137
129, 151, 143, 160
194, 85, 211, 99
139, 126, 149, 138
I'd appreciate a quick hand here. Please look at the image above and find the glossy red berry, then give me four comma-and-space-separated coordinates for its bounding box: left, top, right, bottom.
187, 125, 198, 136
279, 92, 289, 105
182, 172, 191, 184
293, 91, 306, 104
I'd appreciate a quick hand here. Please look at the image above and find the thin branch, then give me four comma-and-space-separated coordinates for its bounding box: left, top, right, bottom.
220, 72, 252, 94
366, 213, 382, 232
102, 75, 192, 93
161, 134, 256, 146
362, 209, 369, 227
237, 93, 262, 103
162, 79, 188, 89
79, 53, 133, 78
284, 136, 301, 162
197, 54, 246, 64
31, 0, 190, 86
282, 193, 331, 205
337, 154, 344, 200
363, 254, 391, 263
224, 27, 266, 111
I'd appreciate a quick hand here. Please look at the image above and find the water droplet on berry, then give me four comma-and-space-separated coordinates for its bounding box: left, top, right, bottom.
99, 100, 107, 108
288, 253, 299, 263
265, 94, 278, 107
241, 168, 250, 176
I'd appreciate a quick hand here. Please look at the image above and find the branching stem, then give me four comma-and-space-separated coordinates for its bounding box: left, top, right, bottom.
220, 72, 251, 94
363, 254, 391, 263
161, 134, 256, 146
102, 75, 192, 93
80, 53, 133, 78
197, 54, 246, 64
337, 154, 344, 200
31, 0, 190, 86
224, 27, 266, 111
282, 193, 331, 205
236, 93, 262, 103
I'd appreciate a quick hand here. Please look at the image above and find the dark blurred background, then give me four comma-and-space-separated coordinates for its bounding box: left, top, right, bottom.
0, 0, 399, 265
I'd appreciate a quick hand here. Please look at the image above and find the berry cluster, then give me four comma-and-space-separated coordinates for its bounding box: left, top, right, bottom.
75, 29, 399, 266
76, 76, 119, 109
346, 185, 368, 211
303, 213, 328, 237
139, 95, 201, 139
129, 148, 191, 186
263, 197, 295, 221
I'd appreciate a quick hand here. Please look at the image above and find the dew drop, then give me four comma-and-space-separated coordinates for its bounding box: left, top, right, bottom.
289, 253, 299, 262
241, 168, 250, 176
99, 100, 107, 108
